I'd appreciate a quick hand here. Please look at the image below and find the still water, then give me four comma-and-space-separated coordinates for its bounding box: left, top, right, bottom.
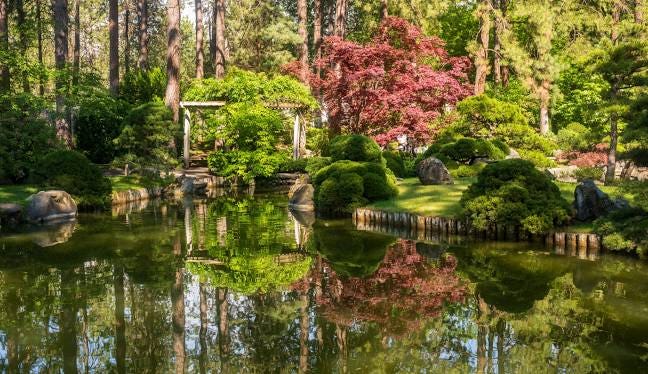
1, 193, 648, 373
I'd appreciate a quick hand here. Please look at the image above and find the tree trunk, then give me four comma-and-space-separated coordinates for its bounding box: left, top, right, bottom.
612, 1, 621, 44
52, 0, 72, 146
72, 0, 80, 86
299, 290, 310, 373
137, 0, 148, 69
0, 0, 9, 92
636, 0, 644, 23
124, 0, 131, 75
165, 0, 181, 122
493, 0, 501, 86
109, 0, 119, 94
474, 0, 491, 95
114, 265, 126, 374
218, 288, 230, 372
16, 0, 30, 92
37, 0, 45, 95
297, 0, 309, 83
195, 0, 204, 79
381, 0, 388, 19
334, 0, 348, 38
606, 113, 618, 184
172, 235, 186, 374
213, 0, 226, 78
60, 269, 79, 374
499, 0, 509, 87
538, 80, 550, 135
313, 0, 322, 74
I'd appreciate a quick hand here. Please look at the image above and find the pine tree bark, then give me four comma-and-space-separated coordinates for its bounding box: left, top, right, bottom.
313, 0, 323, 74
493, 0, 502, 86
635, 0, 644, 23
0, 0, 9, 92
539, 80, 551, 135
334, 0, 348, 38
381, 0, 388, 19
606, 2, 623, 184
195, 0, 204, 79
109, 0, 119, 94
37, 0, 45, 95
213, 0, 226, 78
52, 0, 72, 146
297, 0, 309, 83
73, 0, 80, 86
165, 0, 181, 122
16, 0, 30, 92
474, 0, 491, 95
137, 0, 148, 69
499, 0, 509, 87
124, 0, 131, 75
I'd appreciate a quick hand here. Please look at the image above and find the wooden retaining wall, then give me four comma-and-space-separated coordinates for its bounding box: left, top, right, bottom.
353, 208, 602, 260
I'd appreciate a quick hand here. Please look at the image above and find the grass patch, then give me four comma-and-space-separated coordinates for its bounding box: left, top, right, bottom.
0, 185, 39, 206
110, 175, 170, 193
367, 177, 473, 217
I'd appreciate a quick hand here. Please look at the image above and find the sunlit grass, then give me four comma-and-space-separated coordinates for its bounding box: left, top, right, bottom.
367, 177, 474, 218
0, 185, 39, 206
110, 175, 165, 192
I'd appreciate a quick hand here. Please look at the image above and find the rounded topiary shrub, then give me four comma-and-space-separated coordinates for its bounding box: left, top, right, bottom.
460, 159, 570, 234
383, 150, 406, 178
328, 135, 383, 163
33, 150, 112, 209
313, 160, 397, 214
439, 138, 506, 164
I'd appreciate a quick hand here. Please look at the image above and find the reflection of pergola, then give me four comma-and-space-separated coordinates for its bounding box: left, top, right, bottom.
180, 101, 310, 168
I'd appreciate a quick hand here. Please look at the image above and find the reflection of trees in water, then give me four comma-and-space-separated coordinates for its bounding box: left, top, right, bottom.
317, 240, 467, 338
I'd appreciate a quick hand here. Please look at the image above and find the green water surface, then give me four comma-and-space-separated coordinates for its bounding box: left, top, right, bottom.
1, 193, 647, 373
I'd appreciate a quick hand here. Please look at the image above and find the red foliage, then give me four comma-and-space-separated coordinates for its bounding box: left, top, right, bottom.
559, 144, 609, 167
313, 17, 472, 146
316, 240, 466, 337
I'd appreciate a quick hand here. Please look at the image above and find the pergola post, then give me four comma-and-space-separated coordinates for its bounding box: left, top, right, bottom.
183, 108, 192, 169
293, 113, 300, 160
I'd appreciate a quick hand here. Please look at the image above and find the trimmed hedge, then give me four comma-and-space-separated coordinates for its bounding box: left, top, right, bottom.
328, 135, 383, 163
461, 159, 570, 234
313, 160, 398, 214
33, 150, 112, 209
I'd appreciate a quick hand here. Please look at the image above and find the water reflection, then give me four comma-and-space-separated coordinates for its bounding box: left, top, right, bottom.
1, 195, 648, 372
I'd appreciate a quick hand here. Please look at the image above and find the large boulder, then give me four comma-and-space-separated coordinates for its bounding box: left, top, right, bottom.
546, 165, 579, 183
574, 180, 629, 221
25, 191, 77, 223
288, 175, 315, 211
416, 157, 453, 185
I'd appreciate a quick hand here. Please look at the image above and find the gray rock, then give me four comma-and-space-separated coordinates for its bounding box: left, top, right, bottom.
506, 148, 521, 159
416, 157, 453, 185
288, 175, 315, 211
26, 191, 77, 223
180, 176, 196, 195
573, 180, 629, 221
546, 165, 579, 183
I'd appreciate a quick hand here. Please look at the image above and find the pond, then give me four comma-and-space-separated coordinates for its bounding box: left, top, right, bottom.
1, 193, 648, 373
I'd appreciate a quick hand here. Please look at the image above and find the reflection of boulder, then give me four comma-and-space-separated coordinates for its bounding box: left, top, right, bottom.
30, 220, 77, 247
26, 191, 77, 223
290, 208, 316, 228
309, 222, 395, 278
416, 157, 453, 185
415, 242, 446, 259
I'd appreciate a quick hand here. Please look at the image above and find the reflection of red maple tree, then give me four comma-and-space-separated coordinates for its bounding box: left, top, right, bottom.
316, 240, 466, 337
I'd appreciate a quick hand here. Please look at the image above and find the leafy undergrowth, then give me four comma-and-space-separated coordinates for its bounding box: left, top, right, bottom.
0, 185, 39, 206
367, 177, 473, 218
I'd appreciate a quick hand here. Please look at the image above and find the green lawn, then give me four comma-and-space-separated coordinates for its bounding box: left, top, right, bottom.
110, 175, 168, 193
0, 185, 39, 206
556, 181, 624, 205
367, 177, 473, 218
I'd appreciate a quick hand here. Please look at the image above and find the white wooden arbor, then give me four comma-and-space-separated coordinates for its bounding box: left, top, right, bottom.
179, 101, 308, 168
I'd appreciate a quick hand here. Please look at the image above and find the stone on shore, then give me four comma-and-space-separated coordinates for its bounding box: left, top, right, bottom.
416, 157, 453, 185
25, 191, 77, 223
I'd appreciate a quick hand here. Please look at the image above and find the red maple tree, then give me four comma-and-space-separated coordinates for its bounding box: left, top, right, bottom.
313, 17, 472, 146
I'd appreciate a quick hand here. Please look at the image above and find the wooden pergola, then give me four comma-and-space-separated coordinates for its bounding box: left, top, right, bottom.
179, 101, 310, 169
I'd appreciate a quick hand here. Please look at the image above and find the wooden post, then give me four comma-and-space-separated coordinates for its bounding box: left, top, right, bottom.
293, 113, 300, 160
183, 108, 191, 168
